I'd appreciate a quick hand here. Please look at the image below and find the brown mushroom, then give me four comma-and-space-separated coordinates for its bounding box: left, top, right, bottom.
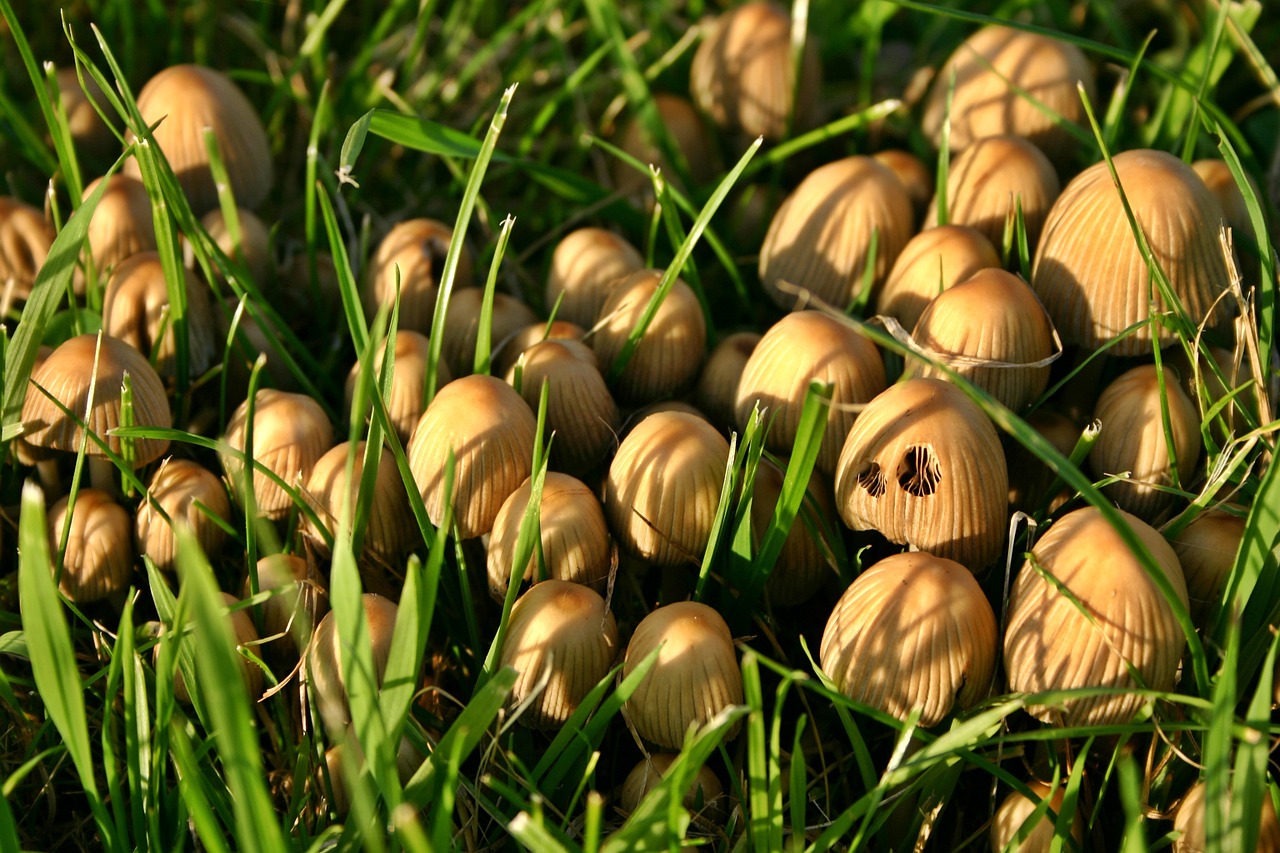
244, 553, 327, 661
82, 175, 157, 281
200, 206, 272, 285
0, 196, 55, 311
136, 458, 231, 572
544, 227, 645, 329
306, 593, 398, 735
345, 329, 452, 447
1171, 509, 1245, 630
990, 780, 1084, 853
612, 93, 717, 194
492, 319, 587, 378
47, 488, 133, 605
364, 218, 471, 335
619, 753, 725, 824
220, 389, 334, 521
1172, 779, 1280, 853
872, 150, 932, 225
694, 331, 760, 432
876, 224, 1002, 332
439, 287, 538, 378
171, 592, 264, 704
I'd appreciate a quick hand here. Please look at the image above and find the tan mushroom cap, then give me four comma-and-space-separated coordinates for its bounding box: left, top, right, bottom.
613, 92, 717, 193
136, 458, 231, 572
736, 310, 886, 476
820, 551, 996, 726
1171, 510, 1245, 630
1192, 158, 1260, 249
22, 334, 172, 467
244, 553, 326, 659
921, 25, 1096, 162
926, 135, 1061, 252
201, 206, 272, 284
619, 753, 725, 822
345, 329, 452, 447
406, 373, 536, 539
590, 269, 707, 405
759, 156, 914, 311
1003, 506, 1188, 727
487, 472, 612, 601
689, 1, 820, 141
605, 411, 730, 567
833, 378, 1008, 571
1172, 779, 1280, 853
1089, 364, 1201, 521
1006, 407, 1082, 514
102, 250, 217, 382
221, 389, 334, 521
1032, 149, 1231, 355
622, 601, 743, 749
990, 780, 1084, 853
0, 196, 55, 307
545, 227, 645, 329
751, 458, 838, 606
493, 320, 587, 378
694, 331, 760, 431
872, 150, 932, 225
47, 488, 133, 604
364, 218, 472, 335
82, 174, 157, 279
301, 441, 416, 566
306, 593, 398, 735
127, 64, 273, 215
439, 287, 539, 378
903, 268, 1056, 411
876, 224, 1002, 331
500, 580, 619, 729
172, 592, 264, 704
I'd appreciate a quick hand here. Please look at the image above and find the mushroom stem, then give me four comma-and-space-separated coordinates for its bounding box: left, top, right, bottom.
35, 458, 62, 497
89, 456, 119, 495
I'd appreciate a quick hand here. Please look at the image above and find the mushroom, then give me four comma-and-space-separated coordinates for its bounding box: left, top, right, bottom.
47, 488, 133, 605
439, 287, 538, 378
244, 553, 327, 662
1172, 779, 1280, 853
758, 156, 914, 311
833, 378, 1008, 571
345, 329, 452, 447
364, 218, 471, 335
820, 551, 997, 726
735, 309, 887, 476
1192, 157, 1262, 282
82, 175, 157, 282
127, 64, 273, 215
171, 592, 264, 704
492, 319, 586, 378
990, 780, 1084, 853
694, 331, 760, 432
1003, 506, 1188, 727
902, 267, 1056, 412
605, 410, 730, 567
750, 458, 838, 606
872, 150, 932, 226
306, 593, 398, 735
499, 579, 619, 729
220, 389, 334, 521
1171, 509, 1245, 630
0, 196, 55, 311
920, 25, 1096, 163
406, 373, 536, 539
622, 601, 743, 749
875, 224, 1002, 332
1032, 149, 1231, 355
612, 92, 717, 194
1006, 407, 1083, 514
486, 472, 612, 601
544, 227, 645, 329
200, 206, 272, 285
619, 753, 725, 825
136, 458, 231, 572
1088, 364, 1201, 521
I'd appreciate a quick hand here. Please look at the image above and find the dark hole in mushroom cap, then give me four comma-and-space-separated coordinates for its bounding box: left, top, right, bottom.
857, 462, 886, 498
897, 446, 941, 497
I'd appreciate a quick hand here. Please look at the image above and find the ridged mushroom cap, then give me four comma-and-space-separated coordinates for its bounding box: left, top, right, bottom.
613, 92, 716, 193
102, 251, 217, 382
990, 780, 1084, 853
590, 269, 706, 405
1192, 158, 1259, 247
1031, 149, 1231, 355
345, 329, 452, 447
1173, 779, 1280, 853
172, 592, 264, 704
306, 593, 398, 734
623, 601, 743, 749
921, 25, 1096, 162
1006, 407, 1082, 514
136, 458, 231, 572
127, 64, 273, 214
619, 753, 725, 822
875, 224, 1002, 331
694, 331, 760, 431
244, 553, 326, 658
1088, 364, 1201, 521
926, 135, 1060, 252
364, 218, 471, 335
903, 268, 1056, 411
22, 334, 172, 465
759, 156, 914, 311
221, 389, 334, 521
0, 196, 54, 304
487, 472, 612, 600
751, 458, 838, 606
544, 227, 644, 329
735, 310, 886, 476
82, 175, 157, 278
406, 374, 536, 539
439, 287, 539, 379
493, 320, 587, 377
872, 150, 932, 224
1003, 506, 1188, 727
833, 379, 1008, 570
605, 411, 730, 567
1171, 510, 1245, 630
820, 551, 997, 726
499, 580, 619, 729
47, 488, 133, 604
506, 340, 617, 476
689, 1, 820, 140
201, 206, 272, 284
302, 441, 416, 565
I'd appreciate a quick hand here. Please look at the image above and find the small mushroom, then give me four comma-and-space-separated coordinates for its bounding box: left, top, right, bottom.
306, 593, 398, 735
82, 175, 157, 281
301, 441, 416, 572
1172, 779, 1280, 853
1003, 506, 1188, 727
751, 458, 838, 606
1006, 407, 1082, 514
492, 320, 587, 378
612, 92, 717, 194
0, 196, 55, 310
171, 592, 264, 704
544, 227, 645, 329
345, 329, 452, 447
1171, 509, 1245, 630
619, 753, 725, 824
990, 780, 1084, 853
622, 601, 743, 749
200, 206, 272, 285
875, 224, 1002, 332
820, 551, 997, 726
244, 553, 327, 661
136, 458, 231, 572
694, 331, 760, 432
363, 218, 472, 335
872, 150, 932, 225
220, 389, 334, 521
439, 287, 538, 378
47, 488, 133, 605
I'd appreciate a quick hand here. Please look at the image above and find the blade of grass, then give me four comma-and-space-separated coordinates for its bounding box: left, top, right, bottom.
474, 214, 517, 376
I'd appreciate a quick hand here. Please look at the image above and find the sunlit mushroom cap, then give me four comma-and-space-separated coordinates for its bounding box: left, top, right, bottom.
136, 458, 231, 572
345, 329, 451, 447
1088, 365, 1201, 521
689, 1, 820, 141
201, 206, 272, 285
622, 601, 743, 749
735, 310, 886, 476
872, 150, 932, 225
493, 320, 587, 378
619, 753, 725, 823
302, 441, 416, 566
820, 551, 996, 726
127, 64, 273, 215
220, 389, 334, 521
22, 334, 171, 466
439, 287, 538, 378
487, 472, 612, 601
364, 218, 472, 335
759, 156, 914, 311
0, 196, 55, 307
47, 488, 133, 604
544, 227, 645, 329
1003, 506, 1188, 727
903, 268, 1056, 411
605, 411, 730, 567
82, 175, 157, 279
244, 553, 326, 659
1173, 779, 1280, 853
1032, 149, 1231, 355
306, 593, 398, 735
694, 331, 760, 431
1171, 510, 1245, 630
171, 592, 264, 704
1191, 158, 1260, 249
875, 224, 1002, 331
921, 25, 1096, 162
406, 374, 536, 539
613, 92, 717, 193
500, 580, 619, 729
990, 780, 1084, 853
833, 378, 1008, 570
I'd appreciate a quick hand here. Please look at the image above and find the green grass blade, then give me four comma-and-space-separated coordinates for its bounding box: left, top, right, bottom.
168, 719, 233, 853
318, 181, 370, 356
1116, 754, 1147, 853
474, 214, 517, 376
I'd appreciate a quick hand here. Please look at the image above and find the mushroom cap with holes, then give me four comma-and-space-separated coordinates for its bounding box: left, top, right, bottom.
136, 458, 231, 572
820, 551, 997, 726
499, 580, 619, 729
345, 329, 452, 447
990, 780, 1084, 853
47, 488, 133, 604
876, 225, 1001, 332
544, 228, 645, 329
833, 378, 1007, 571
622, 601, 743, 749
1172, 779, 1280, 853
1003, 506, 1188, 727
220, 389, 334, 521
102, 251, 217, 382
364, 218, 471, 335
